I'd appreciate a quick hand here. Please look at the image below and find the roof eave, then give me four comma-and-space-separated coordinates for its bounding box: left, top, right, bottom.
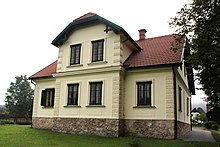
51, 15, 141, 51
29, 75, 54, 80
124, 62, 181, 70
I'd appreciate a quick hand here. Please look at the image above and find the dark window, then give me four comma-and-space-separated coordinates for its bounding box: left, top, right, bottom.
90, 82, 103, 105
70, 44, 81, 65
186, 97, 189, 115
92, 40, 104, 62
67, 84, 79, 105
137, 81, 152, 106
41, 88, 55, 107
178, 86, 182, 111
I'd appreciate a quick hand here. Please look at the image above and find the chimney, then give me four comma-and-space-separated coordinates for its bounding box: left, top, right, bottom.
138, 29, 147, 40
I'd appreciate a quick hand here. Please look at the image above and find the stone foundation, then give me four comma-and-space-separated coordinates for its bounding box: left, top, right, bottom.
124, 119, 175, 139
177, 121, 191, 137
32, 117, 189, 139
32, 117, 54, 130
32, 117, 122, 137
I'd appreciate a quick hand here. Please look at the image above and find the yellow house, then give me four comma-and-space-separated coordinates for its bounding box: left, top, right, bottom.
30, 13, 195, 139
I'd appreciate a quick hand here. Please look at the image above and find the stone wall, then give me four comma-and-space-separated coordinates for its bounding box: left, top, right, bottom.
177, 121, 191, 137
32, 117, 122, 137
124, 119, 175, 139
32, 117, 54, 130
32, 117, 188, 139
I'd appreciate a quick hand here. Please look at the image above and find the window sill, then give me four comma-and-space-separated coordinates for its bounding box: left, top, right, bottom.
133, 106, 156, 109
86, 105, 106, 108
87, 61, 108, 65
64, 105, 81, 108
67, 64, 83, 68
41, 106, 54, 109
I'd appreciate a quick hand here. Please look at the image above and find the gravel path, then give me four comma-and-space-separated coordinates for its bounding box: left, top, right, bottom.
179, 128, 216, 142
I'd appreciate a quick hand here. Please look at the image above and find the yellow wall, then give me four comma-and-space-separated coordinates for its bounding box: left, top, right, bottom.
124, 67, 175, 120
55, 71, 118, 119
176, 69, 191, 124
57, 23, 124, 73
177, 59, 189, 87
33, 22, 191, 124
33, 69, 123, 119
32, 78, 56, 117
33, 67, 191, 123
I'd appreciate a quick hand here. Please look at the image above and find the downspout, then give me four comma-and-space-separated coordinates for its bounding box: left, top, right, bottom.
172, 65, 178, 139
190, 97, 192, 131
30, 79, 36, 86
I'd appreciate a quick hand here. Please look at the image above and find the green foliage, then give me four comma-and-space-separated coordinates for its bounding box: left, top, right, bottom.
5, 75, 34, 122
211, 129, 220, 142
0, 106, 8, 118
170, 0, 220, 109
0, 125, 218, 147
204, 121, 218, 130
197, 107, 205, 114
212, 124, 219, 130
196, 113, 207, 123
204, 121, 214, 129
206, 107, 220, 123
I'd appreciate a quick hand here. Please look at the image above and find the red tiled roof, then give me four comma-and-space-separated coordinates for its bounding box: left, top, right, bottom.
30, 61, 57, 79
125, 34, 184, 68
191, 108, 200, 113
74, 12, 97, 21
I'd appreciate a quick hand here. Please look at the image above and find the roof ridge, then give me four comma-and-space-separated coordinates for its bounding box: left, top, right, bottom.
135, 34, 180, 42
74, 12, 97, 21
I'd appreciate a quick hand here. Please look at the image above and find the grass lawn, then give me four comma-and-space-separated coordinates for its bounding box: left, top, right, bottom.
0, 125, 219, 147
212, 129, 220, 142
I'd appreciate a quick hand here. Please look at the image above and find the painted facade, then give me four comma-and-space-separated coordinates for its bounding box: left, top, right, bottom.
30, 13, 195, 139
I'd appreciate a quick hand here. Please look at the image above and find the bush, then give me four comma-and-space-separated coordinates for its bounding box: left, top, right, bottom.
211, 124, 219, 130
204, 122, 213, 129
204, 121, 219, 130
16, 122, 32, 125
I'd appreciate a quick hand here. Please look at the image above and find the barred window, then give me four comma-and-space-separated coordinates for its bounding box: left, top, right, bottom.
92, 40, 104, 62
137, 82, 152, 106
41, 88, 55, 107
67, 84, 79, 105
178, 86, 182, 111
90, 82, 103, 105
70, 44, 81, 65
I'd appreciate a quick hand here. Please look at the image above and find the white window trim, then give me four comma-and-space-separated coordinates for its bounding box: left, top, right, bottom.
65, 81, 81, 107
68, 42, 83, 67
39, 87, 55, 107
134, 79, 155, 107
88, 38, 107, 64
87, 79, 105, 106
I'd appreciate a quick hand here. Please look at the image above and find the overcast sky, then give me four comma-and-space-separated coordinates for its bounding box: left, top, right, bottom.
0, 0, 206, 106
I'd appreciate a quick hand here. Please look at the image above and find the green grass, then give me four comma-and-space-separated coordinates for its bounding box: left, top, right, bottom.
0, 125, 219, 147
212, 129, 220, 142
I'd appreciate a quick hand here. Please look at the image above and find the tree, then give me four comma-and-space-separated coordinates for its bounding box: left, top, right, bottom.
206, 107, 220, 123
197, 107, 205, 114
5, 75, 34, 122
170, 0, 220, 108
194, 113, 206, 124
0, 106, 8, 118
